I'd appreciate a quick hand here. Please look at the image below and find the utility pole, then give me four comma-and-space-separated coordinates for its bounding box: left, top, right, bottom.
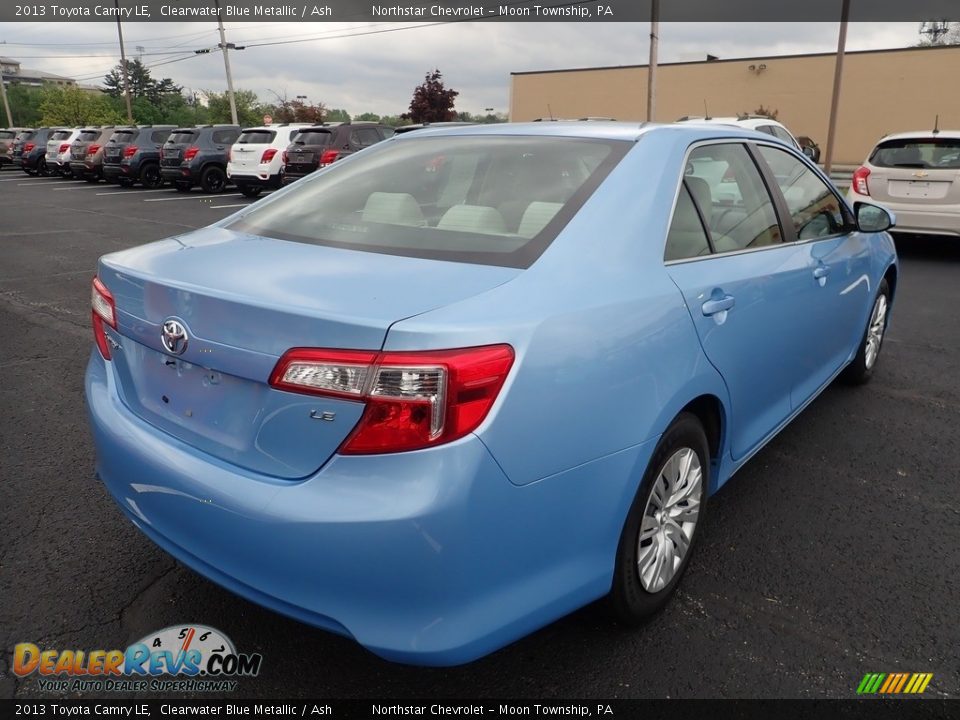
823, 0, 850, 174
0, 64, 13, 127
115, 0, 134, 123
214, 0, 239, 125
646, 0, 659, 122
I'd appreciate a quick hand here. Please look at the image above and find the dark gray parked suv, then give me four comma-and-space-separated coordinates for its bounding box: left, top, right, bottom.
102, 125, 176, 188
160, 125, 241, 193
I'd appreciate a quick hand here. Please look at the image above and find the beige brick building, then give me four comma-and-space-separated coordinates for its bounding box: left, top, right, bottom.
510, 45, 960, 165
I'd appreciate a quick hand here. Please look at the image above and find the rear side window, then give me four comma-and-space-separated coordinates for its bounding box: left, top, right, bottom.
228, 136, 628, 268
212, 129, 239, 144
237, 130, 276, 144
684, 144, 782, 253
350, 127, 382, 148
665, 182, 712, 261
758, 145, 851, 241
166, 131, 197, 144
293, 130, 332, 146
869, 138, 960, 169
380, 127, 395, 139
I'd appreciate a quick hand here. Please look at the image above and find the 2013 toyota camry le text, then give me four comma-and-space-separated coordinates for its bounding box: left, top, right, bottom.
85, 121, 899, 665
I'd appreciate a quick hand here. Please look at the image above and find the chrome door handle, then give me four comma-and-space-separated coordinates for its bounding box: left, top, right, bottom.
702, 295, 735, 316
813, 266, 830, 279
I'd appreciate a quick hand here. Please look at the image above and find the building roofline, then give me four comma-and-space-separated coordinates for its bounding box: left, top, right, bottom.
510, 43, 960, 77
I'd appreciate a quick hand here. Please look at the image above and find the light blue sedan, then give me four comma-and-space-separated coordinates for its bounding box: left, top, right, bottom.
85, 122, 898, 665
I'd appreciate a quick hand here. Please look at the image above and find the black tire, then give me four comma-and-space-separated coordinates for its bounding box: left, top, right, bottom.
36, 158, 49, 177
239, 185, 262, 198
62, 167, 73, 179
200, 165, 226, 194
139, 163, 163, 189
841, 278, 891, 385
117, 178, 134, 188
85, 174, 100, 184
175, 181, 192, 193
610, 412, 710, 624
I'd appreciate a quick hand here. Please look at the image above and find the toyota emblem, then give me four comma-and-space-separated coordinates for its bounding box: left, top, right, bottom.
161, 319, 189, 355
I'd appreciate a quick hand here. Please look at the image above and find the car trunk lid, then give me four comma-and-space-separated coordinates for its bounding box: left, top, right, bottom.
97, 227, 519, 478
104, 129, 138, 165
231, 129, 277, 173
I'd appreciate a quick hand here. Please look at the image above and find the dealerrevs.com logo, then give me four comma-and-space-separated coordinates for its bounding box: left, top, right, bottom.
13, 625, 262, 693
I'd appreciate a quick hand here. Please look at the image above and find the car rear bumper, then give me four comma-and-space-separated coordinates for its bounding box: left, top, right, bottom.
160, 166, 191, 182
85, 349, 640, 665
227, 171, 282, 189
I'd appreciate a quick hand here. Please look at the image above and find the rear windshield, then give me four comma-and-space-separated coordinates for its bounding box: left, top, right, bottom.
50, 130, 72, 141
16, 131, 36, 141
109, 130, 136, 143
292, 130, 333, 146
0, 130, 15, 140
79, 130, 100, 141
166, 131, 197, 144
870, 138, 960, 169
238, 130, 276, 144
228, 136, 628, 268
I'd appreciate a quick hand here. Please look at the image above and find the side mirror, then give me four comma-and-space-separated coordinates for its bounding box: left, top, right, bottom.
855, 202, 895, 233
802, 146, 816, 159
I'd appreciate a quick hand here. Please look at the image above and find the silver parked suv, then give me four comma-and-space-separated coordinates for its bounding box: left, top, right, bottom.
848, 130, 960, 238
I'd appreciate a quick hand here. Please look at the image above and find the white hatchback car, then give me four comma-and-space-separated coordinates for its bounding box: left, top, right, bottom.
227, 124, 312, 198
848, 131, 960, 238
45, 128, 83, 177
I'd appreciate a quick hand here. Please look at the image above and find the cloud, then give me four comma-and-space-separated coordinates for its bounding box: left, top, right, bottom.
0, 21, 919, 115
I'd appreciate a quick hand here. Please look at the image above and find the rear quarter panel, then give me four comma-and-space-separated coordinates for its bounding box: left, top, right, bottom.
385, 129, 731, 490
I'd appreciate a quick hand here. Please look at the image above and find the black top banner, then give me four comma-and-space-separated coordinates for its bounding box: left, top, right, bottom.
1, 699, 957, 720
0, 0, 958, 23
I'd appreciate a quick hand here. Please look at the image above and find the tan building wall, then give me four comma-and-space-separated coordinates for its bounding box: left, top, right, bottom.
510, 45, 960, 165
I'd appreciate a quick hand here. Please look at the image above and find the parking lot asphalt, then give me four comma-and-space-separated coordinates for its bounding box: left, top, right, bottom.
1, 167, 958, 701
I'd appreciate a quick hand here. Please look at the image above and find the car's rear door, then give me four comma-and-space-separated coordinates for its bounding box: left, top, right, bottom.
232, 129, 275, 173
665, 141, 811, 461
865, 137, 960, 207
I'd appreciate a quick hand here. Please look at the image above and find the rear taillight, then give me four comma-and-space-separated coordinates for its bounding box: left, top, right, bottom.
853, 166, 871, 196
123, 145, 138, 158
281, 150, 288, 164
91, 277, 117, 361
58, 143, 70, 154
183, 146, 199, 161
261, 148, 278, 163
269, 345, 515, 454
87, 144, 100, 155
226, 147, 231, 162
319, 149, 340, 166
24, 143, 35, 152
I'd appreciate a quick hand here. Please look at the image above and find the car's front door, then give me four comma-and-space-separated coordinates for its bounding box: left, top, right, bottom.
665, 142, 812, 460
755, 144, 873, 407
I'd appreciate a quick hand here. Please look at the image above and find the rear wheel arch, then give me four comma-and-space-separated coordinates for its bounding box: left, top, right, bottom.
882, 263, 898, 305
679, 395, 725, 466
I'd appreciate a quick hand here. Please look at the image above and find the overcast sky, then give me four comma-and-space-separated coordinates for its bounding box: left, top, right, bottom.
0, 22, 923, 115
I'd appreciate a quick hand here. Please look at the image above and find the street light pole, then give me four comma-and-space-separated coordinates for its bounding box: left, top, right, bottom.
646, 0, 659, 122
115, 0, 134, 123
823, 0, 850, 174
213, 0, 239, 125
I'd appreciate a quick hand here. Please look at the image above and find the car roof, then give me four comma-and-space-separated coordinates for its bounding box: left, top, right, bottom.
388, 121, 789, 145
875, 130, 960, 142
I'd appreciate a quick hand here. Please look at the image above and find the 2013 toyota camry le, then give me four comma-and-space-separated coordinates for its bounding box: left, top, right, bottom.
85, 122, 899, 665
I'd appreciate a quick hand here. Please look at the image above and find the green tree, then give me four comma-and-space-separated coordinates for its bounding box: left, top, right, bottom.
403, 69, 458, 123
268, 91, 327, 124
325, 108, 350, 123
204, 89, 268, 126
5, 84, 45, 125
38, 85, 125, 126
103, 59, 181, 105
353, 112, 381, 122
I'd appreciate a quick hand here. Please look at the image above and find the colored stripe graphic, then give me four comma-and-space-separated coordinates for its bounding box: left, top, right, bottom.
857, 672, 932, 694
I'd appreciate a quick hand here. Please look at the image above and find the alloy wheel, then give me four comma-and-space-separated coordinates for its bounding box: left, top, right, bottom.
864, 294, 888, 370
637, 447, 703, 593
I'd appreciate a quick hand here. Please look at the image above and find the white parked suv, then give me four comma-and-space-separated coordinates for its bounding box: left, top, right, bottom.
45, 127, 83, 177
676, 115, 806, 154
848, 130, 960, 238
227, 124, 312, 198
